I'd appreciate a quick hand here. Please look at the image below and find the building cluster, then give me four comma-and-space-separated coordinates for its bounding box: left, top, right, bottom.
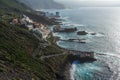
11, 14, 50, 39
44, 12, 60, 19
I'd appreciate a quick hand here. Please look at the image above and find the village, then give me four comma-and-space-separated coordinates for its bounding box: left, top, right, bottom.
11, 11, 60, 39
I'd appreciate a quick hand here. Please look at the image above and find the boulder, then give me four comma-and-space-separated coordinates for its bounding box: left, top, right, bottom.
53, 27, 77, 33
77, 31, 88, 35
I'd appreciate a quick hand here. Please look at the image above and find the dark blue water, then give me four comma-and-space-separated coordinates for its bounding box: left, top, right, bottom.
47, 7, 120, 80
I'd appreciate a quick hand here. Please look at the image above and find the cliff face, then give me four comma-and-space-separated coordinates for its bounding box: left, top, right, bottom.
19, 0, 65, 9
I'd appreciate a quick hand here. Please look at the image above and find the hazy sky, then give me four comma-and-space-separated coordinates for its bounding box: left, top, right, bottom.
55, 0, 120, 7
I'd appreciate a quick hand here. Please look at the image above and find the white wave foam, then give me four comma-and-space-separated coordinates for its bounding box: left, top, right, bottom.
95, 33, 104, 37
86, 32, 104, 37
97, 52, 120, 59
53, 33, 65, 40
70, 64, 76, 80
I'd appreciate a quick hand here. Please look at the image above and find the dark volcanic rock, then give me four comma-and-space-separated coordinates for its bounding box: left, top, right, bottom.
68, 39, 86, 43
63, 28, 77, 32
67, 54, 96, 63
91, 33, 96, 35
53, 27, 77, 33
79, 41, 86, 44
67, 51, 96, 63
77, 31, 88, 35
61, 38, 86, 44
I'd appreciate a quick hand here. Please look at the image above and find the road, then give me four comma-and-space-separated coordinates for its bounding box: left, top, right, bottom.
40, 51, 68, 59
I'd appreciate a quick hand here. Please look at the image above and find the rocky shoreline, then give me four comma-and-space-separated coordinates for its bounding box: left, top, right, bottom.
48, 14, 100, 79
51, 32, 97, 80
63, 55, 96, 80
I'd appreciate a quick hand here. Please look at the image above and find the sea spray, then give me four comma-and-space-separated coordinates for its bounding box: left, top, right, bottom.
70, 64, 75, 80
70, 61, 80, 80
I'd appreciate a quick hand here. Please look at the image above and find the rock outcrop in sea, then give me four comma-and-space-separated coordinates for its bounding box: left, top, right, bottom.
77, 31, 88, 35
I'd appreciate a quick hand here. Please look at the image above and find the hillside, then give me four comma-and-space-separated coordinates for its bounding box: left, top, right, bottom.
0, 20, 68, 80
0, 0, 68, 80
0, 0, 31, 12
19, 0, 65, 9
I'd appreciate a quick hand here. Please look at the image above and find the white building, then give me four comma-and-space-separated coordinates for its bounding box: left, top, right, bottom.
23, 14, 33, 23
25, 17, 33, 23
26, 25, 34, 30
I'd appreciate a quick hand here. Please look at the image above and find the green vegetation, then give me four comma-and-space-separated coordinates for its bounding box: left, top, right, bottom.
0, 0, 68, 80
0, 21, 53, 79
0, 0, 30, 12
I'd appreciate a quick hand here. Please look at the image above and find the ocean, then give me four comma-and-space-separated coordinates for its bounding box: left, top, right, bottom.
46, 7, 120, 80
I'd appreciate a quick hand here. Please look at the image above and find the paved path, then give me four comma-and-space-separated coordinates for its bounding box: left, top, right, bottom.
40, 51, 68, 59
33, 33, 41, 41
40, 50, 94, 60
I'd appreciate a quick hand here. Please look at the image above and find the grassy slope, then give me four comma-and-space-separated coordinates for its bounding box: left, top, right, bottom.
0, 0, 68, 80
0, 21, 57, 80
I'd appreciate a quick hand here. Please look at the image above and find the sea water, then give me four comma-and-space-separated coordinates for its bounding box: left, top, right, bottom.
47, 7, 120, 80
